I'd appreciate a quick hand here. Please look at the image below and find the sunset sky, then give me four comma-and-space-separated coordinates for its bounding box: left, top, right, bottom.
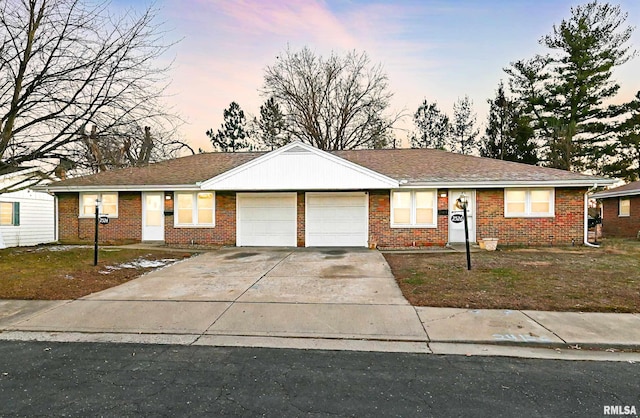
116, 0, 640, 151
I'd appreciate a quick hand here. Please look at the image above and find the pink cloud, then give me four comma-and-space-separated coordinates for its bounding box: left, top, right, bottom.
206, 0, 359, 51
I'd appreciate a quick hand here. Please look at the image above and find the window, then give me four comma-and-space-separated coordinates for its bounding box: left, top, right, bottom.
80, 192, 118, 217
619, 198, 630, 217
504, 188, 554, 217
391, 190, 437, 227
175, 192, 215, 226
0, 202, 19, 226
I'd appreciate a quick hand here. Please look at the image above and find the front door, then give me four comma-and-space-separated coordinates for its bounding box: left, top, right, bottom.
448, 189, 476, 243
142, 192, 164, 241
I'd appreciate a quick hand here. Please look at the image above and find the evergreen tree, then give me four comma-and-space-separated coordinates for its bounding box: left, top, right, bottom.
206, 102, 250, 152
605, 91, 640, 181
255, 98, 290, 150
410, 99, 450, 150
481, 82, 539, 165
451, 96, 479, 155
505, 1, 635, 173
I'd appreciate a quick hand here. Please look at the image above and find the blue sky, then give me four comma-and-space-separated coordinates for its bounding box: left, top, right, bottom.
116, 0, 640, 150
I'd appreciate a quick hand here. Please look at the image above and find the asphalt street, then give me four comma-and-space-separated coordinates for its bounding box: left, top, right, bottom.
0, 341, 638, 417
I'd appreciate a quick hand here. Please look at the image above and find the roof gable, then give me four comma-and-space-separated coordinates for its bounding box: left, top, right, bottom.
200, 142, 398, 191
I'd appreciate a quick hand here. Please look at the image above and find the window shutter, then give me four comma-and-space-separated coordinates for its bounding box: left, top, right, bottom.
12, 202, 20, 226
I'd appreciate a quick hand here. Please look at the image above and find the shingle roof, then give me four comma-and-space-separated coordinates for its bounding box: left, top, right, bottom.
44, 147, 612, 190
333, 148, 605, 183
592, 180, 640, 199
47, 152, 264, 187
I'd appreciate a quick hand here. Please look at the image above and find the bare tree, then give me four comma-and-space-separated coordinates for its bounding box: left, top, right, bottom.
0, 0, 182, 180
262, 46, 400, 150
74, 123, 192, 174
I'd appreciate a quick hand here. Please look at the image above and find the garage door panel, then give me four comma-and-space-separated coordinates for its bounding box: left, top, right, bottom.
306, 193, 368, 247
237, 194, 296, 247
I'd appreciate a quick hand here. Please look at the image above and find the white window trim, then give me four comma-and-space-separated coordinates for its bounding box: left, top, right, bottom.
174, 191, 216, 227
79, 192, 118, 218
619, 197, 630, 217
504, 188, 555, 218
391, 190, 438, 228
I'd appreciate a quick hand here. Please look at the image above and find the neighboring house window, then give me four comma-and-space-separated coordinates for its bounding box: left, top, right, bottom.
391, 190, 437, 227
0, 202, 19, 226
175, 192, 215, 226
619, 198, 630, 217
504, 189, 554, 217
80, 192, 118, 217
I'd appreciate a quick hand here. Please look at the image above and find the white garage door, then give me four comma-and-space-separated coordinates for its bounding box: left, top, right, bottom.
237, 193, 297, 246
306, 192, 368, 247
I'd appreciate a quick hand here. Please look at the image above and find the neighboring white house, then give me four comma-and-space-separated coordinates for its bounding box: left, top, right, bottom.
0, 167, 56, 249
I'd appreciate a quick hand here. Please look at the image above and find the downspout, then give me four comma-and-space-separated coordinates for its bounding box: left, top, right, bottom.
584, 184, 599, 248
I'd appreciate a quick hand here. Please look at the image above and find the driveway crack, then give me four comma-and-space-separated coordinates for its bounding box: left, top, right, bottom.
193, 251, 294, 344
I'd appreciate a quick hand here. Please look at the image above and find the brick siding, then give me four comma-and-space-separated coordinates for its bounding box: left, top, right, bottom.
297, 192, 305, 247
475, 188, 586, 246
368, 190, 449, 248
601, 195, 640, 238
58, 191, 141, 244
163, 192, 236, 245
57, 187, 587, 247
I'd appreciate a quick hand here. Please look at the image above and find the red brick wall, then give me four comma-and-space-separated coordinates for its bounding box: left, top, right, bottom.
164, 192, 236, 245
369, 190, 449, 248
58, 193, 80, 242
58, 192, 141, 243
58, 191, 236, 245
58, 187, 588, 247
601, 196, 640, 238
297, 192, 305, 247
475, 188, 586, 246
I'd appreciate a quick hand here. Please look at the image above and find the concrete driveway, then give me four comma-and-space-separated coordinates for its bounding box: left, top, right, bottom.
4, 248, 429, 345
82, 248, 409, 304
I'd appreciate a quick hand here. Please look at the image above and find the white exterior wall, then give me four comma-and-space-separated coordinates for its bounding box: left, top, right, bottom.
202, 143, 398, 191
0, 189, 55, 249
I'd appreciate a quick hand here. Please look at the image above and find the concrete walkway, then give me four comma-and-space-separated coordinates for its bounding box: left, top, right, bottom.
1, 248, 640, 362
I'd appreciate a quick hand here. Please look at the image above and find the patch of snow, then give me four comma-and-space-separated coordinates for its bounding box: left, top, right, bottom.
106, 258, 177, 270
32, 245, 92, 252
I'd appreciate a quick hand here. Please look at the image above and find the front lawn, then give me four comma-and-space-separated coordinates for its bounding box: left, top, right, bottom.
0, 245, 196, 300
383, 239, 640, 313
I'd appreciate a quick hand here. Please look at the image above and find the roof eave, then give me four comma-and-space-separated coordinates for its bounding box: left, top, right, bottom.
39, 184, 201, 193
401, 179, 616, 188
591, 189, 640, 199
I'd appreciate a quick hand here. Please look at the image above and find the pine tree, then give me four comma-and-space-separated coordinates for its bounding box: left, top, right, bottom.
451, 96, 479, 155
481, 82, 538, 165
206, 102, 250, 152
410, 100, 450, 150
505, 1, 635, 172
605, 91, 640, 181
254, 98, 290, 150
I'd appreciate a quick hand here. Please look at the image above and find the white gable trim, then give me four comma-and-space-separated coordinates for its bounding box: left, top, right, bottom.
200, 141, 399, 191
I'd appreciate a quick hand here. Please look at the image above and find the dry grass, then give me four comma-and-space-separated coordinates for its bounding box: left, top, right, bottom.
383, 239, 640, 313
0, 245, 195, 300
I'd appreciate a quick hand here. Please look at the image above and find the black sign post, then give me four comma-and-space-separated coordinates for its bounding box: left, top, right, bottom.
457, 194, 472, 271
94, 204, 99, 266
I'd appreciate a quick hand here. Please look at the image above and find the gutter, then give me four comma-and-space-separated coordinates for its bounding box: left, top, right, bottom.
37, 184, 201, 193
591, 190, 640, 199
401, 179, 617, 189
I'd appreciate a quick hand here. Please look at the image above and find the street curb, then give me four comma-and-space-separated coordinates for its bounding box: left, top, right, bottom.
1, 330, 639, 361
